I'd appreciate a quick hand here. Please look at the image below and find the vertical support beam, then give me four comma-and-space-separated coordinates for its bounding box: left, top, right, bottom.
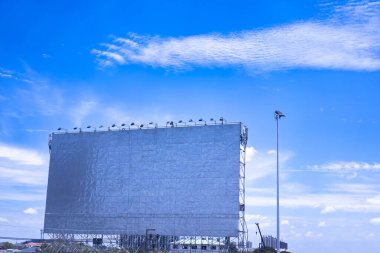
276, 117, 280, 253
274, 110, 284, 253
239, 124, 248, 252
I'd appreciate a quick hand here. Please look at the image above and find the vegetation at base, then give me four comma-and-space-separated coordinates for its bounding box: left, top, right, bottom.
251, 247, 290, 253
0, 242, 15, 249
252, 247, 275, 253
227, 242, 239, 253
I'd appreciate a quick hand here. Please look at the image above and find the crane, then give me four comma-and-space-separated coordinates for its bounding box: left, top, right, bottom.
255, 222, 266, 249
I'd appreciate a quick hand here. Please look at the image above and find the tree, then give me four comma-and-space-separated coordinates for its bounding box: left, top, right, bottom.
253, 247, 276, 253
0, 242, 14, 249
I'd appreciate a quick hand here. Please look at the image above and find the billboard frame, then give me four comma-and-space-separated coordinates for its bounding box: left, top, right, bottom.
44, 121, 248, 252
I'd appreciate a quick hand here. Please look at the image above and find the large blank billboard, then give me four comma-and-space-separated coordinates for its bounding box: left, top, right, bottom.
44, 124, 242, 237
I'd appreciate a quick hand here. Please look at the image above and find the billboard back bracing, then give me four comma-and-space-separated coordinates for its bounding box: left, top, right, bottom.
44, 123, 244, 237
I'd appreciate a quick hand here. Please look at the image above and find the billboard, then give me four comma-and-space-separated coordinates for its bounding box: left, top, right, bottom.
44, 123, 243, 237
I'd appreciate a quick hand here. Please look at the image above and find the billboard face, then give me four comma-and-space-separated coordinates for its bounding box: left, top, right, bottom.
44, 124, 242, 237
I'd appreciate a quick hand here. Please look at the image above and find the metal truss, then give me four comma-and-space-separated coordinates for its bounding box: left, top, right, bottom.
44, 233, 243, 253
45, 233, 122, 253
239, 124, 248, 252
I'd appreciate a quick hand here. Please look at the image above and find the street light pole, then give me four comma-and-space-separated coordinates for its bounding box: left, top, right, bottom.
275, 110, 285, 253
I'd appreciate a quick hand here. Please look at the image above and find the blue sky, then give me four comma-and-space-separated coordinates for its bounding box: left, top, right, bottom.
1, 0, 380, 252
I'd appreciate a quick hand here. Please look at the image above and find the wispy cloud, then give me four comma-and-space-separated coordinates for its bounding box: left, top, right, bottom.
0, 166, 47, 186
0, 217, 8, 222
16, 82, 65, 117
245, 146, 292, 181
1, 68, 176, 132
69, 100, 98, 126
281, 219, 290, 225
318, 221, 327, 227
0, 143, 45, 166
93, 1, 380, 72
246, 214, 272, 228
370, 217, 380, 224
305, 231, 323, 238
0, 67, 31, 83
247, 192, 380, 214
328, 183, 379, 194
23, 208, 38, 215
0, 192, 46, 201
308, 161, 380, 171
367, 194, 380, 204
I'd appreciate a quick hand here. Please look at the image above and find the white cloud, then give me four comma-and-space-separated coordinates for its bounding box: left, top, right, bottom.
41, 53, 51, 59
93, 1, 380, 72
318, 221, 327, 227
321, 206, 337, 214
23, 208, 38, 215
0, 143, 45, 166
370, 217, 380, 224
305, 231, 323, 238
329, 183, 379, 194
0, 67, 30, 82
367, 194, 380, 205
0, 72, 13, 78
281, 220, 290, 225
0, 217, 8, 222
17, 82, 65, 116
92, 50, 126, 65
282, 183, 310, 194
245, 146, 292, 181
367, 233, 376, 238
69, 100, 98, 126
246, 214, 272, 228
247, 192, 380, 214
246, 214, 269, 223
67, 99, 134, 128
309, 161, 380, 172
0, 166, 47, 185
0, 192, 46, 201
245, 146, 257, 162
0, 143, 47, 204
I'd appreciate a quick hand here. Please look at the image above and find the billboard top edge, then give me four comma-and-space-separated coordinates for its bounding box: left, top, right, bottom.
51, 122, 246, 136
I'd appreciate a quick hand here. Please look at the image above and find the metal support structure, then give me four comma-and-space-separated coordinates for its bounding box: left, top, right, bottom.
46, 233, 123, 252
238, 124, 248, 252
45, 233, 239, 253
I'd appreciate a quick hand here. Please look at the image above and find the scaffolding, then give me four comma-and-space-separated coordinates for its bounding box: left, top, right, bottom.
238, 124, 248, 251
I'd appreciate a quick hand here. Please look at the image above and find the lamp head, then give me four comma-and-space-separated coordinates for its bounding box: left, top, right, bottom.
275, 110, 285, 119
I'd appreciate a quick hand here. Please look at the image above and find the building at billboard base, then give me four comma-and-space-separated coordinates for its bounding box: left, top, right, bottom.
44, 121, 248, 252
261, 236, 288, 251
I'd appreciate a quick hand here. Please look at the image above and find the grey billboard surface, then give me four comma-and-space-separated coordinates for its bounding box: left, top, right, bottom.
44, 124, 242, 236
